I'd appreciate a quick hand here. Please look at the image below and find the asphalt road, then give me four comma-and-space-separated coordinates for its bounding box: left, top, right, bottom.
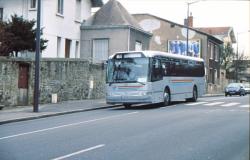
0, 95, 249, 160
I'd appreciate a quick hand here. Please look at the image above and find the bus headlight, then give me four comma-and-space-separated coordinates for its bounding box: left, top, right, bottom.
139, 91, 151, 96
139, 92, 146, 96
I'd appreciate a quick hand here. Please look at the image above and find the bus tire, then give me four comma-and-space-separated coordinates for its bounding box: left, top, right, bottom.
163, 88, 171, 106
191, 86, 198, 102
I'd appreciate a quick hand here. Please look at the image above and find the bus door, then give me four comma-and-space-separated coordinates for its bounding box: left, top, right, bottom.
151, 58, 164, 103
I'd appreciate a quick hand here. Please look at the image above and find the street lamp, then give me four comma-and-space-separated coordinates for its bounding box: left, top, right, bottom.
235, 30, 250, 82
34, 0, 41, 112
186, 0, 204, 56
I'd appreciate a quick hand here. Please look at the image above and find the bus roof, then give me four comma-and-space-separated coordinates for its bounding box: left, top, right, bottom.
110, 50, 204, 62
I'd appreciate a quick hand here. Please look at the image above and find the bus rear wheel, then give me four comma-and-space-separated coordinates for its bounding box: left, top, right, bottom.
163, 89, 171, 106
191, 87, 198, 102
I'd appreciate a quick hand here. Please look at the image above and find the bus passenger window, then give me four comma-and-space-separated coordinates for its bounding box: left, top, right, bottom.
151, 59, 163, 81
162, 62, 170, 76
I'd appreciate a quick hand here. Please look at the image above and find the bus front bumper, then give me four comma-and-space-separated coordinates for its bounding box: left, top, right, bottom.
106, 93, 153, 104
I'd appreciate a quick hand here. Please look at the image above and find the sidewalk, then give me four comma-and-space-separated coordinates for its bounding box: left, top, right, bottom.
0, 99, 120, 125
0, 94, 224, 125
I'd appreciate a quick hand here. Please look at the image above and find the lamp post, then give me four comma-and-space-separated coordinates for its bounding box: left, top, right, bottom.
235, 30, 250, 82
34, 0, 41, 112
186, 0, 203, 56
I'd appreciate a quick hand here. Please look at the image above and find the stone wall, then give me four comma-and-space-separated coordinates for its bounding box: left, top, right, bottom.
0, 58, 19, 106
0, 57, 106, 108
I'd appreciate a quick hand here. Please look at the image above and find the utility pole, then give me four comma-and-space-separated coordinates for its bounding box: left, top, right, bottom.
186, 0, 204, 56
186, 3, 190, 56
34, 0, 41, 112
235, 33, 239, 82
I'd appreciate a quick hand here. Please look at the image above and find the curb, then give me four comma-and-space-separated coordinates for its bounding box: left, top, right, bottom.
0, 104, 121, 125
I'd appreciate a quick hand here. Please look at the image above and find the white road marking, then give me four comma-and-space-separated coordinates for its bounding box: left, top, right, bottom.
239, 105, 249, 108
51, 144, 105, 160
185, 102, 208, 106
220, 103, 240, 107
204, 102, 225, 106
204, 97, 239, 102
0, 112, 139, 140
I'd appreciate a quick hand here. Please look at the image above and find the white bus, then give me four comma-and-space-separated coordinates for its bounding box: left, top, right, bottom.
106, 51, 205, 108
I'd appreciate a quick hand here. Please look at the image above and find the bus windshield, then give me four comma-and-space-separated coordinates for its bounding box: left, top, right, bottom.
107, 58, 149, 83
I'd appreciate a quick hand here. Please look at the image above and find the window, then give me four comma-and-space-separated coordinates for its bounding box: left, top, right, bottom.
57, 37, 61, 57
135, 41, 142, 51
215, 45, 219, 61
209, 68, 214, 83
0, 8, 3, 21
210, 43, 214, 59
57, 0, 64, 15
65, 39, 71, 58
151, 58, 163, 81
30, 0, 36, 9
93, 39, 109, 63
75, 0, 81, 21
161, 58, 204, 77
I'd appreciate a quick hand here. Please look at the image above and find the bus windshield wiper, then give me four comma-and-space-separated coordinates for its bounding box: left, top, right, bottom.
109, 79, 126, 86
109, 80, 145, 86
129, 80, 146, 85
136, 81, 146, 85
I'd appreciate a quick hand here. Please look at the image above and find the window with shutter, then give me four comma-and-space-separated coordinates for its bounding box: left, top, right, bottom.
93, 39, 109, 63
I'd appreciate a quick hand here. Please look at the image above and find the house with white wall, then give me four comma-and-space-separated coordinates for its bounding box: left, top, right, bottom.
0, 0, 103, 58
80, 0, 151, 63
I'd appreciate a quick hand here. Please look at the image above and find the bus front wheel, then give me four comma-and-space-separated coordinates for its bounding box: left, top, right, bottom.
163, 89, 171, 106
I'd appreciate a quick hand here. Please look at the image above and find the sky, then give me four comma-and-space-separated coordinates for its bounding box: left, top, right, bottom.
102, 0, 250, 57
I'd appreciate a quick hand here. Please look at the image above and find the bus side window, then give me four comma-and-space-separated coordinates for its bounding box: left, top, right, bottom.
168, 60, 175, 76
162, 63, 167, 76
162, 61, 170, 76
169, 59, 179, 76
195, 61, 205, 77
152, 58, 163, 81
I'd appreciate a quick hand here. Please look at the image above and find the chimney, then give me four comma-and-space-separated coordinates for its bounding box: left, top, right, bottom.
188, 12, 193, 27
184, 13, 194, 27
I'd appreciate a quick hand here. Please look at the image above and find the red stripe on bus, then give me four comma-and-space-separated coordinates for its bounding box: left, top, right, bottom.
171, 80, 193, 83
118, 86, 144, 88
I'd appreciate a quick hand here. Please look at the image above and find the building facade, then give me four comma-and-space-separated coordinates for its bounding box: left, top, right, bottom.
133, 14, 223, 93
196, 27, 237, 88
0, 0, 103, 58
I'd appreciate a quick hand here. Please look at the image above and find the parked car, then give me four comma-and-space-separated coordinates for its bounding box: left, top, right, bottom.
243, 83, 250, 94
225, 83, 246, 96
